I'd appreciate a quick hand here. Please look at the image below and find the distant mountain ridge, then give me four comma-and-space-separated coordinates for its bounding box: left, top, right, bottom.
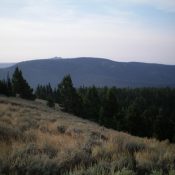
0, 63, 15, 68
0, 57, 175, 88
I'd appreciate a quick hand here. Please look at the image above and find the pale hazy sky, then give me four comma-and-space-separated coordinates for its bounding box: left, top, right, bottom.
0, 0, 175, 64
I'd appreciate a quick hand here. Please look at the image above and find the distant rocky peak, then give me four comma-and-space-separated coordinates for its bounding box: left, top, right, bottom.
51, 56, 62, 60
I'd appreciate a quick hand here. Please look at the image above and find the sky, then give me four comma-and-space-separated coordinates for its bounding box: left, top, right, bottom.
0, 0, 175, 64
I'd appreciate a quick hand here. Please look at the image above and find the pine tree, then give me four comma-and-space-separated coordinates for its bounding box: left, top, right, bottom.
12, 67, 22, 94
85, 86, 100, 121
47, 96, 55, 108
0, 79, 7, 95
0, 74, 13, 96
58, 75, 79, 114
6, 73, 13, 96
12, 67, 35, 100
102, 88, 118, 127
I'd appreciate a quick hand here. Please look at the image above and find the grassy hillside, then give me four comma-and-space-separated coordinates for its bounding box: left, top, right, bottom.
0, 97, 175, 175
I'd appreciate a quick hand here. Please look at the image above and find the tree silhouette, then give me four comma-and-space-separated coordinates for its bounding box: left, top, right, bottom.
12, 67, 34, 100
58, 75, 79, 114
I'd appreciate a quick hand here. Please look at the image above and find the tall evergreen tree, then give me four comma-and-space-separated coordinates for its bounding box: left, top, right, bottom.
6, 73, 13, 96
84, 86, 100, 121
0, 79, 7, 95
12, 67, 34, 100
0, 74, 13, 96
57, 75, 79, 114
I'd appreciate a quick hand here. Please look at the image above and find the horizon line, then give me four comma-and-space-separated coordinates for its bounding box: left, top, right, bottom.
0, 56, 174, 66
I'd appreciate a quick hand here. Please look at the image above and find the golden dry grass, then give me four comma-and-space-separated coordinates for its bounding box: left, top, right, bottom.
0, 96, 175, 175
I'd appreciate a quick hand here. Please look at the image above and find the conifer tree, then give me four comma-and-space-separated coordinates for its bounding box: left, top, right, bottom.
0, 74, 13, 96
12, 67, 34, 100
0, 79, 7, 95
6, 73, 13, 96
58, 75, 79, 114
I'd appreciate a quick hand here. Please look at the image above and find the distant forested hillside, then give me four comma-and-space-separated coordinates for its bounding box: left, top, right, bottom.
0, 57, 175, 88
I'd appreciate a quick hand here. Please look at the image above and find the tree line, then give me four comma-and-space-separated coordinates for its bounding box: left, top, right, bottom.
1, 67, 175, 142
36, 75, 175, 142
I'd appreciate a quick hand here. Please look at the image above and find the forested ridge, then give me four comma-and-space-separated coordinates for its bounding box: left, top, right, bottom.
1, 68, 175, 142
1, 57, 175, 88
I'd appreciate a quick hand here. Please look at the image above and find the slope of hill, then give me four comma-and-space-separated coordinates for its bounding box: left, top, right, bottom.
0, 97, 175, 175
0, 57, 175, 88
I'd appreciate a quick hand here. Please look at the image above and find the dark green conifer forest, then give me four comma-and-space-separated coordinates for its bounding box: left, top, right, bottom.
35, 75, 175, 142
1, 69, 175, 142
